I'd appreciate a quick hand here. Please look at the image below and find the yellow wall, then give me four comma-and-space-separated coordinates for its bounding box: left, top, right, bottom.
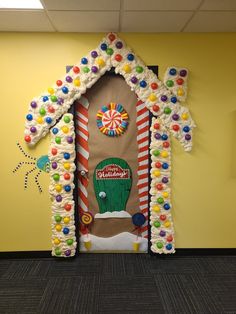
1, 32, 236, 251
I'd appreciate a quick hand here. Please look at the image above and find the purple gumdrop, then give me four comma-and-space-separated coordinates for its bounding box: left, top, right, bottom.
91, 66, 98, 73
31, 101, 37, 109
57, 98, 64, 105
116, 41, 123, 49
180, 69, 187, 77
172, 114, 179, 121
52, 162, 57, 169
30, 126, 37, 133
56, 195, 62, 202
162, 177, 168, 184
131, 76, 138, 84
159, 230, 166, 237
161, 95, 168, 102
66, 76, 73, 83
154, 133, 161, 140
185, 134, 191, 141
67, 136, 73, 144
65, 249, 71, 257
91, 50, 98, 58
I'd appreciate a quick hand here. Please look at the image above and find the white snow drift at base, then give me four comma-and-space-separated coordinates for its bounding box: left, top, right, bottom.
94, 211, 131, 219
80, 232, 148, 252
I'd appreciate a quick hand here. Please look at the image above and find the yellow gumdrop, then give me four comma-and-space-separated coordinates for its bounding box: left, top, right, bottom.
149, 94, 157, 102
62, 126, 69, 134
182, 113, 189, 120
123, 64, 131, 73
63, 217, 70, 224
54, 238, 61, 245
177, 88, 184, 96
37, 116, 43, 124
55, 224, 62, 232
97, 58, 105, 67
153, 205, 160, 212
48, 87, 54, 95
74, 79, 81, 87
64, 162, 71, 170
153, 170, 161, 177
55, 184, 62, 193
161, 151, 168, 158
164, 221, 171, 228
162, 191, 169, 198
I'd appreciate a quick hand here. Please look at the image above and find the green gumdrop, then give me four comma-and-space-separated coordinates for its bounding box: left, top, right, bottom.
154, 221, 160, 228
83, 66, 90, 73
136, 66, 143, 73
66, 239, 73, 246
39, 108, 46, 116
156, 242, 163, 249
153, 149, 160, 157
157, 197, 164, 204
166, 80, 174, 87
55, 248, 61, 256
53, 173, 60, 181
164, 107, 171, 114
106, 48, 114, 55
55, 137, 61, 144
51, 95, 57, 102
54, 215, 62, 223
64, 116, 71, 123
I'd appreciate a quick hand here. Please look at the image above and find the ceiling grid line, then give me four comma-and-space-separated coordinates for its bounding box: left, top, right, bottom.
180, 0, 206, 32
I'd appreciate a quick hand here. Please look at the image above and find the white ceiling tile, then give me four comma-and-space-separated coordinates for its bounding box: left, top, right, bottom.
123, 0, 202, 11
121, 11, 193, 32
200, 0, 236, 11
184, 11, 236, 32
48, 11, 119, 32
0, 10, 54, 31
43, 0, 120, 11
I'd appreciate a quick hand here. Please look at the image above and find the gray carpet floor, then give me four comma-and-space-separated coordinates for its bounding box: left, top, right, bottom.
0, 254, 235, 314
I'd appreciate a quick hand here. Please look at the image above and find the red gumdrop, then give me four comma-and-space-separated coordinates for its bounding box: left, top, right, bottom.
51, 148, 57, 156
48, 106, 55, 113
156, 184, 163, 190
24, 135, 31, 143
73, 66, 80, 74
167, 235, 173, 242
172, 124, 180, 131
151, 82, 158, 90
160, 214, 166, 221
155, 161, 162, 168
163, 141, 170, 148
153, 105, 160, 112
115, 54, 122, 62
64, 203, 72, 211
64, 173, 71, 180
154, 123, 160, 130
176, 78, 184, 85
108, 33, 116, 42
56, 80, 63, 86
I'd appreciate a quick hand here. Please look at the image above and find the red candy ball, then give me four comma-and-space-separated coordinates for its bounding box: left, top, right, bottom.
172, 124, 180, 131
163, 141, 170, 148
51, 148, 57, 156
156, 184, 163, 190
160, 214, 166, 221
115, 54, 122, 62
154, 123, 160, 130
155, 161, 162, 168
108, 33, 116, 42
64, 203, 72, 211
167, 235, 173, 242
151, 83, 158, 90
24, 135, 31, 143
73, 66, 80, 74
56, 80, 63, 87
176, 78, 184, 85
153, 105, 160, 112
48, 106, 55, 113
64, 173, 71, 180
